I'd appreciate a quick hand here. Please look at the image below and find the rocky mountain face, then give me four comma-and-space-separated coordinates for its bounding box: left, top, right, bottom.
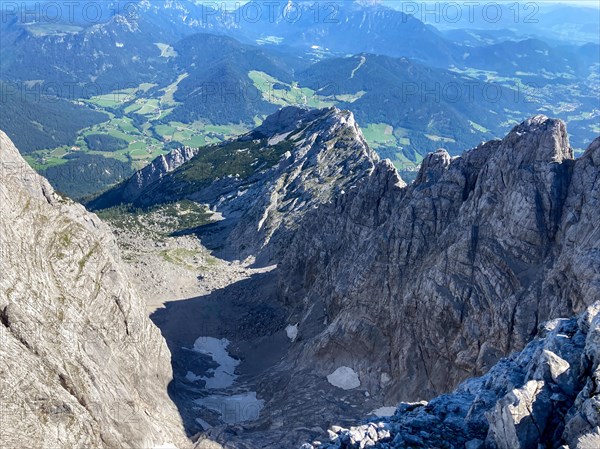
0, 130, 187, 448
87, 108, 599, 449
230, 0, 460, 66
278, 116, 600, 405
92, 106, 379, 264
127, 146, 201, 198
90, 146, 200, 209
225, 107, 378, 263
0, 1, 234, 92
310, 301, 600, 449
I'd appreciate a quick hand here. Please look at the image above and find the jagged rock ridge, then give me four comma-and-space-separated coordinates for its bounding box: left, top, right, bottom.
77, 109, 599, 449
91, 106, 379, 264
0, 130, 188, 448
278, 116, 600, 409
89, 146, 200, 209
310, 302, 600, 449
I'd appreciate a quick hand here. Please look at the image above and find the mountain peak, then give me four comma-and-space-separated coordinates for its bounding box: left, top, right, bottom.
278, 115, 598, 419
414, 148, 452, 186
504, 115, 572, 163
250, 106, 341, 139
90, 106, 377, 263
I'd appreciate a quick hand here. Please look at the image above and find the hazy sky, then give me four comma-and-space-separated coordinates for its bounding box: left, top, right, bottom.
384, 0, 600, 8
197, 1, 600, 8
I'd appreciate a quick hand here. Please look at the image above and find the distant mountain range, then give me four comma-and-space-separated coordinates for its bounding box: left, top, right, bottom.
2, 0, 596, 87
166, 33, 295, 124
0, 0, 598, 198
462, 38, 599, 81
297, 53, 530, 160
401, 2, 600, 44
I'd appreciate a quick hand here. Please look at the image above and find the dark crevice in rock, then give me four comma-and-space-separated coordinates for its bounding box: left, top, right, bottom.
58, 373, 88, 410
0, 306, 9, 329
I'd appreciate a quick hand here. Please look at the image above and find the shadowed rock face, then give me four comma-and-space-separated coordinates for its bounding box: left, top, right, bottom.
279, 116, 600, 404
312, 302, 600, 449
180, 113, 598, 449
0, 130, 188, 448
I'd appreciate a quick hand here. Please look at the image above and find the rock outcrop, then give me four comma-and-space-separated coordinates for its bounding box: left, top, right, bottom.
225, 106, 378, 263
309, 302, 600, 449
279, 116, 600, 404
88, 146, 200, 209
92, 107, 379, 264
121, 146, 201, 202
0, 130, 188, 448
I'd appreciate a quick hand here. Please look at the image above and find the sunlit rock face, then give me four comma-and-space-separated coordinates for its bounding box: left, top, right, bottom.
0, 130, 188, 449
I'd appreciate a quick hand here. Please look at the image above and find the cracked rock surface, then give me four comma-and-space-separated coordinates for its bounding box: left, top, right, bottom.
310, 302, 600, 449
280, 117, 600, 406
0, 130, 188, 449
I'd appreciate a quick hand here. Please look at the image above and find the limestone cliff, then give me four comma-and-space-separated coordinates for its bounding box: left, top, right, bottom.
0, 130, 188, 448
88, 146, 201, 209
78, 110, 599, 449
311, 302, 600, 449
91, 106, 379, 264
279, 116, 600, 405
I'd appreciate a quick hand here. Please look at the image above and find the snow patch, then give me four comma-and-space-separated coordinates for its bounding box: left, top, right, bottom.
190, 337, 239, 389
327, 366, 360, 390
285, 324, 298, 342
196, 392, 264, 424
369, 406, 397, 417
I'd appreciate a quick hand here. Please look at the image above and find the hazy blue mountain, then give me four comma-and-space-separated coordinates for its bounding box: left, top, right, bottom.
166, 33, 296, 125
398, 2, 600, 44
228, 0, 461, 66
297, 53, 531, 160
0, 0, 235, 95
441, 28, 530, 46
0, 13, 169, 95
534, 5, 600, 44
462, 38, 598, 82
